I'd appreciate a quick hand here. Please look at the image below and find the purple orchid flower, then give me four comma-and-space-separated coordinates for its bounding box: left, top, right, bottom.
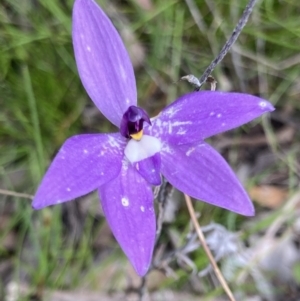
32, 0, 274, 276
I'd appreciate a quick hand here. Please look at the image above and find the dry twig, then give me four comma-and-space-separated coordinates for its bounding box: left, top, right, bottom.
182, 0, 258, 90
0, 188, 33, 200
197, 0, 258, 88
184, 194, 236, 301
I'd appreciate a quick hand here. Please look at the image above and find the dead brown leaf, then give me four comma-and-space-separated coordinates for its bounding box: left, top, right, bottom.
249, 185, 289, 208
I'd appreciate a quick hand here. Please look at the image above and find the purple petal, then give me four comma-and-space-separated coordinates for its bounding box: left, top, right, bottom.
160, 142, 254, 215
134, 153, 161, 185
33, 133, 126, 209
72, 0, 137, 127
99, 159, 156, 276
146, 91, 274, 145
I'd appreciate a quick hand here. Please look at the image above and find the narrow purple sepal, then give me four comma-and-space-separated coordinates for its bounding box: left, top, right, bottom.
161, 142, 255, 216
146, 91, 274, 145
99, 160, 156, 276
72, 0, 137, 127
32, 133, 126, 209
134, 153, 161, 185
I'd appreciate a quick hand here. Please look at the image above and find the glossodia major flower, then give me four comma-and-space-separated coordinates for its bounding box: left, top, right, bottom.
32, 0, 275, 276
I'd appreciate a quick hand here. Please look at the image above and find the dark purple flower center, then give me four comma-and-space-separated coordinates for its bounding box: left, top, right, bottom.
120, 106, 151, 139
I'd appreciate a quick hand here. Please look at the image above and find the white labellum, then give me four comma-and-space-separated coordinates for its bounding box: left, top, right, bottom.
124, 135, 161, 163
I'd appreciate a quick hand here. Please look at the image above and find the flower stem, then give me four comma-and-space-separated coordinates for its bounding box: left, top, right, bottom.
139, 178, 173, 300
184, 194, 236, 301
138, 277, 147, 301
155, 177, 173, 243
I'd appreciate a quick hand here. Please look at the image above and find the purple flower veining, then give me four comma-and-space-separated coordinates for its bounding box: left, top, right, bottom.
32, 0, 275, 276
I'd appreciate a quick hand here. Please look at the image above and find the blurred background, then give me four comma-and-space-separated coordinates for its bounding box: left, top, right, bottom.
0, 0, 300, 300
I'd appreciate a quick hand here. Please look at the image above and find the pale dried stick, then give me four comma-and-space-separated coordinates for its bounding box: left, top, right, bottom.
184, 194, 236, 301
0, 188, 33, 199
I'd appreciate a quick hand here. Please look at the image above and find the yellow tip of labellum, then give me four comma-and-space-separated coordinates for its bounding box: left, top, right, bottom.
130, 130, 143, 141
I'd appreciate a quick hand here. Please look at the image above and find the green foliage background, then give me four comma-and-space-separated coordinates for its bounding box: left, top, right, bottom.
0, 0, 300, 298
